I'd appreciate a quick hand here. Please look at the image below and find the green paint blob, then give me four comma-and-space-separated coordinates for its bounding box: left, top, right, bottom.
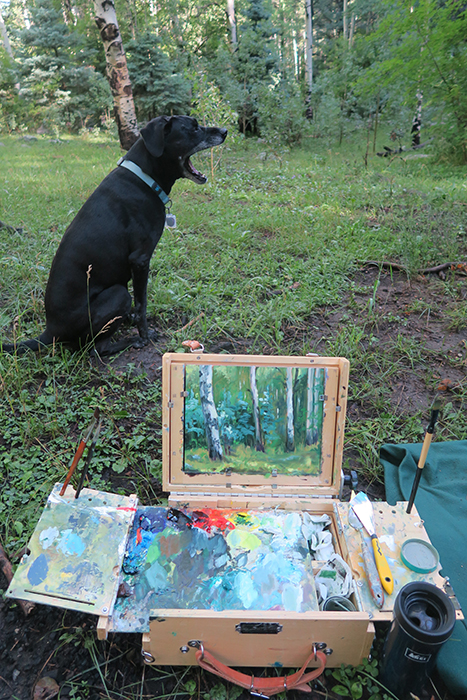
146, 539, 161, 565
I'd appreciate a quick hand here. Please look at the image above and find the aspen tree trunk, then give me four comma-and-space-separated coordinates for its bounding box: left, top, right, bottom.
411, 90, 423, 146
293, 31, 299, 77
304, 0, 313, 118
94, 0, 139, 150
227, 0, 237, 47
348, 13, 355, 47
0, 8, 14, 57
373, 91, 380, 153
1, 10, 20, 90
285, 367, 295, 452
20, 0, 30, 29
199, 365, 223, 461
62, 0, 83, 26
250, 367, 265, 452
343, 0, 348, 39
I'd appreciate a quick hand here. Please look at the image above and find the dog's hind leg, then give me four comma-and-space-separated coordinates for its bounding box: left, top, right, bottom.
83, 285, 133, 345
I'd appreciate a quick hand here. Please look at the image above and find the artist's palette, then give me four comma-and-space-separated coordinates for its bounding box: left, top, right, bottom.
6, 484, 137, 615
110, 506, 321, 633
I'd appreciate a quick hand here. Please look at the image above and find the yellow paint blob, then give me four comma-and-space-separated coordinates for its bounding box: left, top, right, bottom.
226, 528, 262, 551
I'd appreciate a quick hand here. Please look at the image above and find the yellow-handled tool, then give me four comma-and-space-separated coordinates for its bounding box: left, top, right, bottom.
351, 491, 394, 595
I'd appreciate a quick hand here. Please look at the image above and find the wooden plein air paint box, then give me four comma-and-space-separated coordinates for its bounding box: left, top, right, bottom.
6, 353, 456, 673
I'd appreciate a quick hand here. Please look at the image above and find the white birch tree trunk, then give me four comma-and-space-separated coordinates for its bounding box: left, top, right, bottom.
293, 31, 299, 77
411, 90, 423, 146
0, 10, 20, 90
304, 0, 313, 118
0, 9, 14, 57
250, 367, 265, 452
94, 0, 139, 150
227, 0, 237, 48
349, 13, 355, 48
285, 367, 295, 452
199, 365, 223, 461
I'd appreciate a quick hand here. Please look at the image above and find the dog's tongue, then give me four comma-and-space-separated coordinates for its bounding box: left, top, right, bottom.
185, 156, 207, 184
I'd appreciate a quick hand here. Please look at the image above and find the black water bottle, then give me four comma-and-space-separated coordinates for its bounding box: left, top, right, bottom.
379, 582, 455, 698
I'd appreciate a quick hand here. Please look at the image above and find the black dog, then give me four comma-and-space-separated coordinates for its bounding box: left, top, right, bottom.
2, 116, 227, 353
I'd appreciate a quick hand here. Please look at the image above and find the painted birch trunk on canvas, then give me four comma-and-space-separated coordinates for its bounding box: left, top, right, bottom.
199, 365, 223, 461
250, 366, 265, 452
285, 367, 295, 452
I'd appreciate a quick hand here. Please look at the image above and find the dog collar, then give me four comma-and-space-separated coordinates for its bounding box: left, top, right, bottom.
117, 158, 170, 206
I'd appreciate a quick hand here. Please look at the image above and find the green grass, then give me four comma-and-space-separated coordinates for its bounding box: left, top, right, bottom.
1, 131, 467, 556
1, 134, 467, 700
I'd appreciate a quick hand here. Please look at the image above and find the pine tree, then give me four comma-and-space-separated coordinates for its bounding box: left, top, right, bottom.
17, 0, 112, 133
233, 0, 278, 134
125, 32, 191, 121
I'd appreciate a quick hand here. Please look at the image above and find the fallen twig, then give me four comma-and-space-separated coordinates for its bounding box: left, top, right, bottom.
376, 139, 432, 157
176, 312, 205, 333
362, 261, 467, 276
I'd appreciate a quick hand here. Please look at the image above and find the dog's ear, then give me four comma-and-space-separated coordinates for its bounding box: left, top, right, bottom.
140, 116, 172, 157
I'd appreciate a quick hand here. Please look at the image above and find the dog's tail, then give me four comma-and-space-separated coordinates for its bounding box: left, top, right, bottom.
1, 332, 53, 355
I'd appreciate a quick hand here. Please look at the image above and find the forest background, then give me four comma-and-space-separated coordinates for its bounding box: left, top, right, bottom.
0, 0, 466, 161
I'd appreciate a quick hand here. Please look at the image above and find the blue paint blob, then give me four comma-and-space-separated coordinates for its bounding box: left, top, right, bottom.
57, 529, 86, 557
27, 553, 49, 586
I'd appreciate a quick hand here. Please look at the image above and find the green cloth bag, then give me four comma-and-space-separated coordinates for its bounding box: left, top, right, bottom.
381, 441, 467, 695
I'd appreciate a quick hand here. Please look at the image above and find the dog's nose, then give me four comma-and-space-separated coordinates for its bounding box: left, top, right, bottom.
220, 128, 228, 139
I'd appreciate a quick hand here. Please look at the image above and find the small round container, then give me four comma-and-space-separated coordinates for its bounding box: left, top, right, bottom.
400, 538, 439, 574
322, 596, 356, 612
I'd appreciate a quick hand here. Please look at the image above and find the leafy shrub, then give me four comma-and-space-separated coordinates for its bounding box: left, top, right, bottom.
256, 75, 308, 146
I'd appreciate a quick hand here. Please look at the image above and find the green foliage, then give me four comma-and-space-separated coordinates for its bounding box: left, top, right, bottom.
1, 133, 467, 546
184, 678, 243, 700
354, 0, 467, 162
233, 0, 279, 134
1, 0, 112, 134
256, 75, 308, 146
190, 69, 238, 133
0, 0, 466, 155
329, 658, 395, 700
126, 32, 191, 121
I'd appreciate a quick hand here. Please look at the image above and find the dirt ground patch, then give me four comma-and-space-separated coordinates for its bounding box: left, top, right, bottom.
1, 268, 465, 700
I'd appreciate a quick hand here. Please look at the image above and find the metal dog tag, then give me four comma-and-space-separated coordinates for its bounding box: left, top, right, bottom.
165, 213, 177, 228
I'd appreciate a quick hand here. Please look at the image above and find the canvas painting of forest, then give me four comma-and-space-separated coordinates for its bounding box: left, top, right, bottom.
183, 364, 326, 475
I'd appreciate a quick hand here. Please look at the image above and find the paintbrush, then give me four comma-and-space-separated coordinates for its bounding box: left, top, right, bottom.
75, 418, 103, 499
406, 398, 442, 514
59, 408, 100, 496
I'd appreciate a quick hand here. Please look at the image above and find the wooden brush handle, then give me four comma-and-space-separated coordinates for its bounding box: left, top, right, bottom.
59, 440, 86, 496
417, 432, 433, 470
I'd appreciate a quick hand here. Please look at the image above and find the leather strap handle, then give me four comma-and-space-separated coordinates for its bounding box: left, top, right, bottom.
195, 645, 327, 697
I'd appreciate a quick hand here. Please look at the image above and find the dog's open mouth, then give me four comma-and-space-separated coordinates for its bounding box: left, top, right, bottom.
181, 155, 207, 184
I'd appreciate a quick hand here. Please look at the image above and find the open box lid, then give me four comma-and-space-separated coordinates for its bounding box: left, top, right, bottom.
162, 353, 349, 499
